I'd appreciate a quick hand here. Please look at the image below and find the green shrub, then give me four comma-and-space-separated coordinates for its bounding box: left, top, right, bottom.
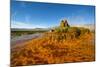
55, 27, 69, 33
67, 27, 81, 38
52, 26, 90, 39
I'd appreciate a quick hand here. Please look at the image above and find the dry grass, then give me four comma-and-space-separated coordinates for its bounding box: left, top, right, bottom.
11, 27, 95, 67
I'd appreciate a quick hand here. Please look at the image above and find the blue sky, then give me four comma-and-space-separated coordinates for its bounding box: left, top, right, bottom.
11, 1, 95, 28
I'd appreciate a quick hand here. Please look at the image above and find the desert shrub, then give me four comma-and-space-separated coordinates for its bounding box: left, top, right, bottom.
79, 27, 90, 35
50, 27, 91, 40
62, 27, 69, 32
49, 27, 82, 40
67, 27, 81, 38
55, 27, 69, 33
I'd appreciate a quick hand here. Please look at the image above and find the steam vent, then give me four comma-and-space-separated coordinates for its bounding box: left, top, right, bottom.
60, 19, 70, 27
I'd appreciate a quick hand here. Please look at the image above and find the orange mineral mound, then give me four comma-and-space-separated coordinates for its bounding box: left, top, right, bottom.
11, 30, 95, 66
11, 19, 95, 67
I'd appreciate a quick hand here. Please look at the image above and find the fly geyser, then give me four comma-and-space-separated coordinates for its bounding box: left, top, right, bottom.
60, 19, 70, 28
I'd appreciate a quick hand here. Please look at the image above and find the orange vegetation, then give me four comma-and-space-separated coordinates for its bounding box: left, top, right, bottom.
11, 27, 95, 67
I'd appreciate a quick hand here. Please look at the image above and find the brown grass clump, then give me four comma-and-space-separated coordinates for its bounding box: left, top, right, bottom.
11, 27, 95, 67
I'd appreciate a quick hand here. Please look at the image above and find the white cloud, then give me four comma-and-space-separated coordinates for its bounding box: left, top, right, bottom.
11, 21, 47, 28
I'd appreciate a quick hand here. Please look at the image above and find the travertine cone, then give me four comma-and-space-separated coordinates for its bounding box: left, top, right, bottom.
60, 19, 70, 27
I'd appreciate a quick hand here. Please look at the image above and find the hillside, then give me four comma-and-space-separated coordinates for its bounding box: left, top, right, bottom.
11, 19, 95, 66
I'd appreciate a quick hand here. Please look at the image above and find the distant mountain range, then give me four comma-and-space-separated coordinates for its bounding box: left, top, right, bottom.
11, 24, 95, 31
11, 28, 51, 31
